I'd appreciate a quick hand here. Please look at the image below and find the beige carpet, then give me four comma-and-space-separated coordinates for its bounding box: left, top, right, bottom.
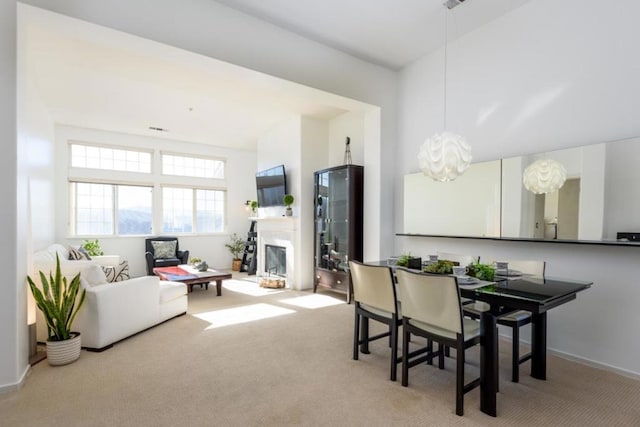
2, 274, 640, 426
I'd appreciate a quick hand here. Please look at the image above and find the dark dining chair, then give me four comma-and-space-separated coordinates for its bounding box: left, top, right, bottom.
144, 236, 189, 275
463, 259, 546, 383
349, 260, 401, 381
395, 268, 481, 416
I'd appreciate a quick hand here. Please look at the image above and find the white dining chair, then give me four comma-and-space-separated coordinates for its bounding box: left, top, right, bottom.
395, 268, 480, 416
349, 260, 402, 381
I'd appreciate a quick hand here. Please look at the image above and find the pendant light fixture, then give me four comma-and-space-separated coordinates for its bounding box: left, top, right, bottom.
522, 159, 567, 194
418, 0, 471, 182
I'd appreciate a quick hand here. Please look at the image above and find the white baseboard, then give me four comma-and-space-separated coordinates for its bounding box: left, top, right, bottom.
547, 347, 640, 380
0, 365, 30, 394
498, 331, 640, 381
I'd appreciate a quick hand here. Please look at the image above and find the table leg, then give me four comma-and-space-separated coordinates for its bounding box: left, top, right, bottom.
215, 280, 222, 296
531, 312, 547, 380
480, 310, 498, 417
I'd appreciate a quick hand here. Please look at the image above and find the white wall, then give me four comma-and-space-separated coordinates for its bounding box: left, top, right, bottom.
55, 125, 257, 276
0, 0, 25, 392
300, 117, 330, 288
256, 116, 329, 289
396, 0, 640, 376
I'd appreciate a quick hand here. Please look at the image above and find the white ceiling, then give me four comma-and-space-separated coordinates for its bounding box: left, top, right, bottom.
24, 0, 530, 149
213, 0, 531, 70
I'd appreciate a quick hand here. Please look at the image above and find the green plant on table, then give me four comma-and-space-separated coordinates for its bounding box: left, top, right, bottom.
82, 239, 103, 256
467, 262, 496, 281
189, 257, 202, 265
396, 253, 413, 267
27, 254, 87, 341
423, 259, 456, 274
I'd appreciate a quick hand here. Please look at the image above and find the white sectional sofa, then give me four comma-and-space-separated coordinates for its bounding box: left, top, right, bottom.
33, 244, 188, 351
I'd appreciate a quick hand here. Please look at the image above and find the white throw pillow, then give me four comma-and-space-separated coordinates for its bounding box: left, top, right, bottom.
82, 264, 108, 287
152, 240, 177, 259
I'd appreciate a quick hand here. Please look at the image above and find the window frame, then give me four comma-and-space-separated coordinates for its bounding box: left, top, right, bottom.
69, 141, 153, 174
66, 142, 229, 238
69, 180, 154, 237
160, 150, 226, 179
160, 184, 227, 234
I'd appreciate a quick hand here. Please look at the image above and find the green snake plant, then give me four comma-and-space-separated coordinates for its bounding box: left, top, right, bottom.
27, 254, 87, 341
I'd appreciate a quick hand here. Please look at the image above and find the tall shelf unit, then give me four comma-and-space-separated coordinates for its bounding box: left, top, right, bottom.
313, 164, 363, 302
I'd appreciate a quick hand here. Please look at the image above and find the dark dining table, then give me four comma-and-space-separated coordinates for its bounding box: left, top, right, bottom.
462, 275, 592, 416
364, 261, 592, 417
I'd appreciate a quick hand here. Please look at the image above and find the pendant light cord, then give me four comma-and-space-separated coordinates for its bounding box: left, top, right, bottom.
443, 7, 448, 131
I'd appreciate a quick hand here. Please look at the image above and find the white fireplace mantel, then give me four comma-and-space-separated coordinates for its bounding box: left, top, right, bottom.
256, 217, 300, 289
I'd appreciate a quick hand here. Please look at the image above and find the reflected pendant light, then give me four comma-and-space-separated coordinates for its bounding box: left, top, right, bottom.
419, 0, 471, 182
522, 159, 567, 194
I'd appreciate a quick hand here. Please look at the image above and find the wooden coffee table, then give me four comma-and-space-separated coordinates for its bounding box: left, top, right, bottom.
153, 265, 232, 296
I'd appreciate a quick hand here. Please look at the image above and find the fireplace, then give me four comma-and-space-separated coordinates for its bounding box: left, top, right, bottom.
256, 217, 303, 290
265, 244, 286, 277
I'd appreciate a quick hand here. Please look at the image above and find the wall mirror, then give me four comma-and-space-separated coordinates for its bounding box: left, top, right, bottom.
403, 160, 501, 238
403, 136, 640, 243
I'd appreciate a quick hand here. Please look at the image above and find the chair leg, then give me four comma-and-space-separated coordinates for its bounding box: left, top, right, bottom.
402, 329, 410, 387
427, 339, 433, 365
390, 318, 398, 381
360, 317, 370, 354
353, 311, 360, 360
512, 324, 520, 383
455, 339, 465, 416
438, 343, 445, 369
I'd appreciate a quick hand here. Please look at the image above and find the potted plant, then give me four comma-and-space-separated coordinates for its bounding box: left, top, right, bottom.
27, 254, 87, 366
250, 200, 259, 216
225, 233, 246, 271
82, 239, 103, 256
283, 194, 294, 216
466, 262, 496, 281
396, 253, 422, 269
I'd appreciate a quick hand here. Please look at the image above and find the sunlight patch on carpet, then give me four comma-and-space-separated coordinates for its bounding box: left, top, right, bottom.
194, 303, 295, 329
279, 294, 344, 309
223, 280, 286, 296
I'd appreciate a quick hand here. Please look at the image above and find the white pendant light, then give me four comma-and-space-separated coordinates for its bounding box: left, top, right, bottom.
522, 159, 567, 194
418, 131, 472, 182
419, 0, 471, 182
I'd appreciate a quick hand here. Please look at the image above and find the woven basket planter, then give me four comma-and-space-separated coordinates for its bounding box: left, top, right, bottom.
46, 332, 81, 366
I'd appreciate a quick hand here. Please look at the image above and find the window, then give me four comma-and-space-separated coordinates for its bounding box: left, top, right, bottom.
162, 153, 224, 179
68, 144, 226, 236
71, 143, 151, 173
163, 187, 225, 233
71, 182, 152, 235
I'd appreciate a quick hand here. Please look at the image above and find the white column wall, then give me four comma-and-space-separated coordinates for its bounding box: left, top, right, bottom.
1, 0, 27, 392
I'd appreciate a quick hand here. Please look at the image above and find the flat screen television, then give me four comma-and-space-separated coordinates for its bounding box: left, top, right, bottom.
256, 165, 287, 207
